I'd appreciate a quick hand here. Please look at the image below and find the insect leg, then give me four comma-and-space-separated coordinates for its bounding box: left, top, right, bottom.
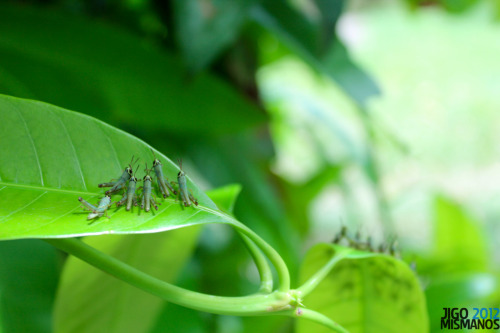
116, 194, 127, 207
150, 196, 158, 211
165, 178, 177, 195
158, 178, 170, 198
98, 181, 116, 188
78, 197, 99, 213
188, 190, 198, 206
105, 181, 126, 195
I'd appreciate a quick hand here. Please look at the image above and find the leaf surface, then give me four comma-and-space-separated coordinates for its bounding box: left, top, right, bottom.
0, 94, 234, 241
297, 244, 429, 333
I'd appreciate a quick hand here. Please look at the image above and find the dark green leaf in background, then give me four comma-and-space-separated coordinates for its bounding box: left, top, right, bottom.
173, 0, 254, 72
0, 240, 59, 333
0, 3, 265, 136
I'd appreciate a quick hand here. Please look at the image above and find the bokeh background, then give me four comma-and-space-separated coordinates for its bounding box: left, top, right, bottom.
0, 0, 499, 332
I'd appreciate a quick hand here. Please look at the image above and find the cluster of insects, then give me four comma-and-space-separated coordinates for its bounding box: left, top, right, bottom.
332, 226, 401, 258
78, 150, 198, 220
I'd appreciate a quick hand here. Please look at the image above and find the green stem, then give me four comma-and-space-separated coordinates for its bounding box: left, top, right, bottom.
238, 232, 273, 293
198, 206, 291, 291
280, 308, 349, 333
297, 247, 352, 297
45, 237, 288, 316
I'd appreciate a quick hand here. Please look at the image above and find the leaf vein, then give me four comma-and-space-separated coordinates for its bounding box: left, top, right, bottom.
15, 107, 44, 185
103, 130, 122, 172
21, 204, 81, 234
0, 182, 97, 196
52, 110, 88, 191
0, 191, 47, 223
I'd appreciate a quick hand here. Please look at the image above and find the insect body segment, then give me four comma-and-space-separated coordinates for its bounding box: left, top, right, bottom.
78, 196, 112, 220
151, 149, 177, 198
141, 164, 158, 212
99, 156, 138, 195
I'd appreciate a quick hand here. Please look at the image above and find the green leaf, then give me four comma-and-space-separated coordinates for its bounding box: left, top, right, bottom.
54, 228, 200, 333
417, 195, 488, 275
0, 240, 59, 333
0, 3, 265, 136
297, 244, 429, 333
0, 94, 237, 241
173, 0, 253, 72
205, 184, 242, 214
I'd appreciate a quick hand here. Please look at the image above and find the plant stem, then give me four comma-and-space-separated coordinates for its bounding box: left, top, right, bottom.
279, 308, 349, 333
44, 237, 288, 316
198, 206, 291, 291
238, 232, 273, 293
297, 247, 352, 297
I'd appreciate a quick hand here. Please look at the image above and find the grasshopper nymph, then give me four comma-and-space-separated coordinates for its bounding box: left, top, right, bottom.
116, 165, 139, 211
141, 163, 159, 212
151, 149, 177, 198
177, 159, 197, 207
78, 195, 112, 220
99, 156, 139, 196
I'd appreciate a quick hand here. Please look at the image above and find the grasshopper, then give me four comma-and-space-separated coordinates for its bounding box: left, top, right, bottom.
78, 195, 112, 220
141, 164, 159, 212
177, 159, 197, 207
151, 149, 177, 198
116, 165, 139, 211
332, 225, 348, 244
99, 156, 139, 196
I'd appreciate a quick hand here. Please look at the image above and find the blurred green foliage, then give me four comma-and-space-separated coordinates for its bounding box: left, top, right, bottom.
0, 0, 499, 332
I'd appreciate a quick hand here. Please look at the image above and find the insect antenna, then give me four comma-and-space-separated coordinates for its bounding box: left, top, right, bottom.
150, 148, 158, 159
144, 162, 153, 176
130, 155, 140, 168
133, 164, 140, 178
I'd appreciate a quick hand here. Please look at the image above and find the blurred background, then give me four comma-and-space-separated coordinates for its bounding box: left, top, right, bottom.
0, 0, 499, 332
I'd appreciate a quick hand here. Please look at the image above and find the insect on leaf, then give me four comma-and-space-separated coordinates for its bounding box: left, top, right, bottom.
0, 94, 236, 241
297, 243, 429, 333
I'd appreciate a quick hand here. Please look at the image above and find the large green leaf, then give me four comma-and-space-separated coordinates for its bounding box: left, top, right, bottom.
54, 228, 200, 333
297, 244, 429, 333
0, 94, 237, 241
0, 3, 265, 136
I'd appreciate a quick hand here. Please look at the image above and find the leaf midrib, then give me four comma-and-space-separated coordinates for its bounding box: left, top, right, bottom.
0, 181, 97, 196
